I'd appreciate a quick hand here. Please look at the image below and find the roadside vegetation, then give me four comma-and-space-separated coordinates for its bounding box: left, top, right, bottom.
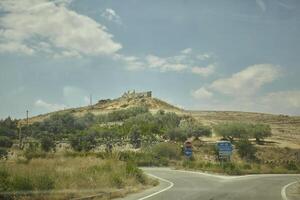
0, 106, 300, 199
0, 156, 157, 200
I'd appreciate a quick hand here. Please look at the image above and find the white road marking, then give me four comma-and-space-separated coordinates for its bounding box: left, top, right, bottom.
281, 181, 298, 200
141, 168, 300, 200
136, 173, 174, 200
145, 168, 299, 180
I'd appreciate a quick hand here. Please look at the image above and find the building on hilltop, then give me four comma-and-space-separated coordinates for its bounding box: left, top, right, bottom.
122, 90, 152, 99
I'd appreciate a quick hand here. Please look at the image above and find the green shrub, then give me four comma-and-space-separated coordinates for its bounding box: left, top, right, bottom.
152, 143, 181, 160
40, 136, 56, 152
236, 139, 256, 161
0, 148, 8, 159
70, 132, 97, 152
125, 162, 146, 184
285, 161, 298, 171
11, 175, 34, 191
0, 136, 13, 148
242, 164, 252, 170
24, 149, 47, 160
0, 169, 10, 192
110, 173, 124, 188
34, 174, 55, 190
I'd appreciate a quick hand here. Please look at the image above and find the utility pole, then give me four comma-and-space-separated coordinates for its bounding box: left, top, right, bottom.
18, 122, 22, 149
26, 110, 29, 127
90, 94, 92, 106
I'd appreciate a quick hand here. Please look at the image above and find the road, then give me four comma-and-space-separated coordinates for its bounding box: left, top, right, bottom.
118, 168, 300, 200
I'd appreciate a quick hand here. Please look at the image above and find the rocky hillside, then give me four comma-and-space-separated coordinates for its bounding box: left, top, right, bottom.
26, 91, 182, 124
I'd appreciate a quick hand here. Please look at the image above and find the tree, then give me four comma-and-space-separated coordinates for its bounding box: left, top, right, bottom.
129, 125, 142, 149
70, 132, 97, 152
0, 117, 18, 139
214, 122, 251, 142
165, 128, 187, 142
250, 124, 272, 143
40, 136, 56, 152
179, 118, 212, 139
236, 139, 256, 161
0, 136, 13, 148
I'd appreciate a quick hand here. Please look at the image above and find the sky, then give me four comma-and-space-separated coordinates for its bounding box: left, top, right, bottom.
0, 0, 300, 119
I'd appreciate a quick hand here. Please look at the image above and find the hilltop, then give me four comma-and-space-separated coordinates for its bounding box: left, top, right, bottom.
27, 90, 183, 123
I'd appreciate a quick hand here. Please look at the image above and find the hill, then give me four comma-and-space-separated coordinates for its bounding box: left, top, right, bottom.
23, 91, 300, 148
26, 91, 183, 124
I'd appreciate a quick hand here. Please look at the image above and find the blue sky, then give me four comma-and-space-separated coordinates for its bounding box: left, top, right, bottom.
0, 0, 300, 119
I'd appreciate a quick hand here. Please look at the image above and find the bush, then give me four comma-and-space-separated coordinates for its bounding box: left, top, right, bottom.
24, 142, 46, 160
70, 132, 97, 152
285, 161, 298, 171
0, 136, 13, 148
165, 128, 187, 142
126, 161, 146, 184
40, 136, 56, 152
110, 173, 124, 188
236, 139, 256, 161
0, 148, 8, 159
152, 143, 181, 160
0, 169, 10, 192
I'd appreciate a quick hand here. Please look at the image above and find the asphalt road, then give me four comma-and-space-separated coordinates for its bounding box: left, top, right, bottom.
118, 168, 300, 200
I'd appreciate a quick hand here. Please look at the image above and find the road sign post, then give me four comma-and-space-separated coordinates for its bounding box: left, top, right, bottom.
216, 141, 233, 162
184, 141, 193, 158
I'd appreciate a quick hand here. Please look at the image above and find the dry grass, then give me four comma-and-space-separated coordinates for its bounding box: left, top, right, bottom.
0, 156, 156, 200
191, 111, 300, 148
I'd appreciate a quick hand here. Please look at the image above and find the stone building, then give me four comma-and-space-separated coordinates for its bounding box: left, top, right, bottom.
121, 90, 152, 99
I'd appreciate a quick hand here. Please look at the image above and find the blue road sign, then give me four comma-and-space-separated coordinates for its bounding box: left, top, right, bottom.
216, 141, 233, 155
184, 147, 193, 157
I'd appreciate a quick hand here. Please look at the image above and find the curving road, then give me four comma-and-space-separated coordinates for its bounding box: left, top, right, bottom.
118, 168, 300, 200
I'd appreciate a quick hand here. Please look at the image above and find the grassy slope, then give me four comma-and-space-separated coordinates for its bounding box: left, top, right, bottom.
189, 111, 300, 148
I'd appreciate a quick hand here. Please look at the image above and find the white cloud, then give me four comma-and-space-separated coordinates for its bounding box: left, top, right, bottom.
143, 48, 216, 73
210, 64, 280, 96
0, 0, 122, 57
190, 64, 300, 115
113, 54, 144, 70
197, 53, 211, 61
191, 64, 215, 76
146, 55, 187, 72
191, 87, 213, 100
262, 90, 300, 109
0, 42, 34, 55
35, 99, 66, 111
101, 8, 122, 24
181, 48, 192, 54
